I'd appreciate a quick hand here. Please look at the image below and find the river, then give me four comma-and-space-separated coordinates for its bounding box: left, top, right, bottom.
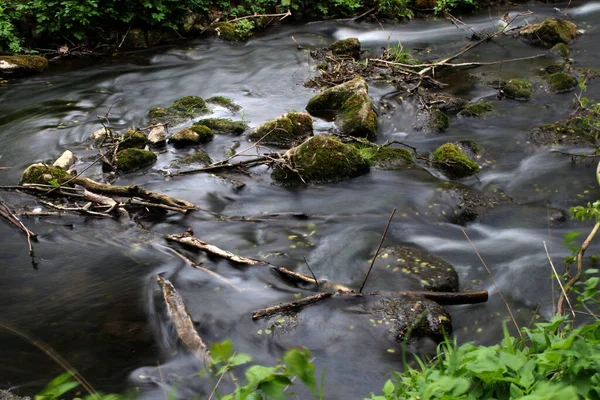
1, 2, 600, 398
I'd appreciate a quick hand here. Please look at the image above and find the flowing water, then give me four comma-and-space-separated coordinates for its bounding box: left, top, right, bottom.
2, 2, 600, 398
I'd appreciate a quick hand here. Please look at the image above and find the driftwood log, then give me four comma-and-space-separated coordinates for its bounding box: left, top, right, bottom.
157, 275, 213, 365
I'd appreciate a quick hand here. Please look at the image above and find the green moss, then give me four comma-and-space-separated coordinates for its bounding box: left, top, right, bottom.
458, 139, 482, 155
20, 163, 72, 185
115, 149, 157, 172
196, 118, 248, 135
170, 151, 212, 168
206, 96, 242, 111
432, 143, 480, 178
430, 108, 449, 131
148, 96, 209, 126
212, 22, 239, 41
248, 112, 313, 148
503, 78, 533, 101
170, 126, 214, 145
458, 101, 493, 117
120, 129, 147, 149
551, 43, 570, 59
543, 72, 578, 93
328, 38, 361, 59
531, 111, 600, 146
0, 55, 48, 76
358, 145, 413, 169
521, 18, 578, 46
272, 135, 370, 184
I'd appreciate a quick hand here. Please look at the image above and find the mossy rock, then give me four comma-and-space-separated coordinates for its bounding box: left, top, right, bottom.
530, 111, 600, 146
502, 78, 533, 101
328, 38, 361, 59
0, 55, 48, 77
432, 143, 480, 178
209, 22, 252, 41
455, 140, 483, 161
20, 163, 72, 185
371, 245, 459, 292
196, 118, 248, 135
148, 96, 210, 126
544, 64, 565, 74
425, 93, 468, 114
248, 112, 313, 148
306, 77, 378, 140
170, 151, 212, 169
551, 43, 570, 59
520, 18, 578, 47
122, 29, 147, 48
115, 149, 157, 172
272, 135, 370, 185
170, 125, 214, 146
119, 129, 147, 150
206, 96, 242, 111
458, 101, 493, 117
367, 297, 452, 343
356, 144, 413, 169
543, 72, 578, 93
416, 108, 450, 133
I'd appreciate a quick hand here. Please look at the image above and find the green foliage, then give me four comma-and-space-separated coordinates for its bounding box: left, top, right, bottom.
367, 318, 600, 399
433, 0, 476, 15
378, 0, 413, 19
234, 19, 254, 41
0, 1, 22, 52
35, 372, 126, 400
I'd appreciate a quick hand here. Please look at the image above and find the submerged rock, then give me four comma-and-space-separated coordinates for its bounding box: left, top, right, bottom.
520, 18, 578, 47
355, 144, 414, 169
367, 297, 452, 343
372, 245, 459, 292
416, 108, 450, 133
170, 151, 212, 169
306, 77, 378, 140
502, 78, 533, 101
148, 96, 210, 126
458, 101, 493, 117
52, 150, 77, 170
272, 135, 370, 185
248, 112, 313, 148
0, 55, 48, 77
148, 126, 167, 147
206, 96, 242, 111
430, 184, 506, 225
530, 110, 600, 146
551, 43, 570, 59
329, 38, 361, 59
542, 72, 578, 93
170, 125, 214, 146
115, 149, 157, 172
20, 163, 72, 185
432, 143, 480, 179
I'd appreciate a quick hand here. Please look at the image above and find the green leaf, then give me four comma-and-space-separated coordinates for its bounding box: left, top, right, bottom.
229, 353, 252, 367
245, 365, 278, 385
211, 340, 233, 364
284, 348, 317, 393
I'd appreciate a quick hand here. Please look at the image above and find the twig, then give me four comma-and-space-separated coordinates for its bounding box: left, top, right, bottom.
303, 256, 319, 291
359, 208, 396, 293
118, 21, 134, 51
462, 229, 522, 338
227, 10, 291, 23
557, 221, 600, 316
543, 241, 575, 318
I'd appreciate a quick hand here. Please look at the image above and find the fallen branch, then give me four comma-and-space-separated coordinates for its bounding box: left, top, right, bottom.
170, 156, 271, 176
157, 275, 213, 365
252, 289, 488, 320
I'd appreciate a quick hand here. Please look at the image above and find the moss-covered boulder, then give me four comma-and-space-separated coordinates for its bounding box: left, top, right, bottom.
502, 78, 533, 101
170, 151, 212, 169
119, 129, 147, 150
195, 118, 248, 135
424, 93, 468, 114
209, 22, 253, 41
329, 38, 361, 59
306, 77, 378, 140
543, 72, 578, 93
458, 101, 493, 117
182, 13, 205, 35
148, 96, 210, 126
115, 149, 157, 172
169, 125, 214, 146
551, 43, 570, 59
0, 55, 48, 77
520, 18, 578, 47
367, 297, 452, 343
416, 108, 450, 133
356, 144, 413, 169
530, 111, 600, 146
371, 245, 459, 292
206, 96, 242, 111
272, 135, 370, 185
248, 112, 313, 148
20, 163, 73, 185
432, 143, 480, 178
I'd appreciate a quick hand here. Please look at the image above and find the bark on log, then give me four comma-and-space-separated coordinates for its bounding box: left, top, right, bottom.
252, 290, 488, 320
157, 275, 213, 364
